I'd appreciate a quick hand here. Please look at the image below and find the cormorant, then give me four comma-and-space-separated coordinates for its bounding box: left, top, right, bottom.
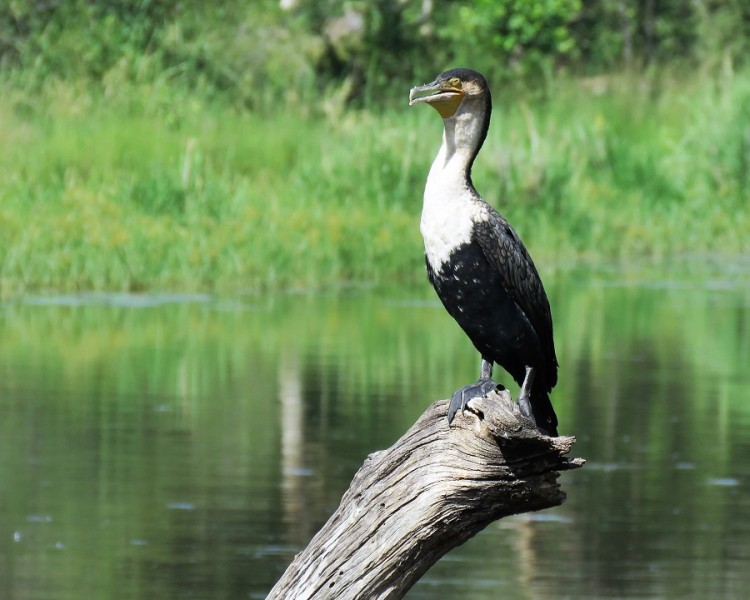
409, 68, 558, 436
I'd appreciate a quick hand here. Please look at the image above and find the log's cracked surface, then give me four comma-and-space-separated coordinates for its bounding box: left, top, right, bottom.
268, 389, 584, 600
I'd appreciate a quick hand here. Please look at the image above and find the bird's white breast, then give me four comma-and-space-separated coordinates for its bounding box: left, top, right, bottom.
420, 163, 486, 274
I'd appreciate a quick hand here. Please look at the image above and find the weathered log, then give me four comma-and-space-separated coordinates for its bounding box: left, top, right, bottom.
267, 389, 584, 600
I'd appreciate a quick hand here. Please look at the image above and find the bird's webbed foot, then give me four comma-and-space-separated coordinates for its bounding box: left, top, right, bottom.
448, 378, 498, 424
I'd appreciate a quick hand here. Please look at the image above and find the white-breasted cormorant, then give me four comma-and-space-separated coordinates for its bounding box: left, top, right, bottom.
409, 68, 558, 436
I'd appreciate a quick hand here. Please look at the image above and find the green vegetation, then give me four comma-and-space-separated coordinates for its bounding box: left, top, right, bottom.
0, 1, 748, 295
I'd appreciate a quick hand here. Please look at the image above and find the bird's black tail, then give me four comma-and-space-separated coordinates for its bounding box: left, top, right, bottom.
531, 386, 558, 437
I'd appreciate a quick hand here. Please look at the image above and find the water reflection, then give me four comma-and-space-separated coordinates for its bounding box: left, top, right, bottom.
0, 263, 749, 599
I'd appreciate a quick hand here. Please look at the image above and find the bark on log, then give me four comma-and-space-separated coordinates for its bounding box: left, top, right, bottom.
267, 389, 584, 600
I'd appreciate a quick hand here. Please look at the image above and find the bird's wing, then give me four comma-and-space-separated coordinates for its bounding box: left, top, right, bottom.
473, 207, 558, 383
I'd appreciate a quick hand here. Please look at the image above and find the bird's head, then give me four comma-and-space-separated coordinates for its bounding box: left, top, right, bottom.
408, 68, 489, 119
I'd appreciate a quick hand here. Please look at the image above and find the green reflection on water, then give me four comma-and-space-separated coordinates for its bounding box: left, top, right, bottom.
0, 265, 748, 599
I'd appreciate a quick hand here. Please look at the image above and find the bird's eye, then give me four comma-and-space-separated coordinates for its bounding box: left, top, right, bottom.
449, 77, 462, 88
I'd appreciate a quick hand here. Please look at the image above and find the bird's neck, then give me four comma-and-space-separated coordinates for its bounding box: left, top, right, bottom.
421, 95, 491, 271
425, 102, 488, 200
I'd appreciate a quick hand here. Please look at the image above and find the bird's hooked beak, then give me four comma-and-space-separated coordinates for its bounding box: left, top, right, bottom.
409, 77, 465, 119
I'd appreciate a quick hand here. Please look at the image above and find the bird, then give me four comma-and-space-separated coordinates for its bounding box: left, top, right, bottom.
409, 68, 558, 436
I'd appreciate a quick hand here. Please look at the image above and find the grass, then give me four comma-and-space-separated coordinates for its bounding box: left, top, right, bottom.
0, 69, 749, 296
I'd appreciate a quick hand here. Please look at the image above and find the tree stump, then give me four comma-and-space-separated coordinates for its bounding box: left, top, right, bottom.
267, 389, 584, 600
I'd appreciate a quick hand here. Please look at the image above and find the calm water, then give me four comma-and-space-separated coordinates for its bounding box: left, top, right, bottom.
1, 262, 749, 599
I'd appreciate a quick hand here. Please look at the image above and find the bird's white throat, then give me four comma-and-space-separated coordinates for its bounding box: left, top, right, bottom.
420, 126, 487, 274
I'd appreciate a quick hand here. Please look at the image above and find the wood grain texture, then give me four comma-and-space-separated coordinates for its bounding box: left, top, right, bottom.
268, 389, 583, 600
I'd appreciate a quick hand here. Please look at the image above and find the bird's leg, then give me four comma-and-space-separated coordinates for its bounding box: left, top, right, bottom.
447, 357, 498, 424
479, 357, 493, 381
517, 366, 536, 423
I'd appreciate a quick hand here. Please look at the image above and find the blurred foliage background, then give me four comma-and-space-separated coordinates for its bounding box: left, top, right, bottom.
2, 0, 749, 106
0, 0, 748, 295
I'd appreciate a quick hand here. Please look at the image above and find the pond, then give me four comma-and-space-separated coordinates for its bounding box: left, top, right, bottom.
1, 260, 749, 599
